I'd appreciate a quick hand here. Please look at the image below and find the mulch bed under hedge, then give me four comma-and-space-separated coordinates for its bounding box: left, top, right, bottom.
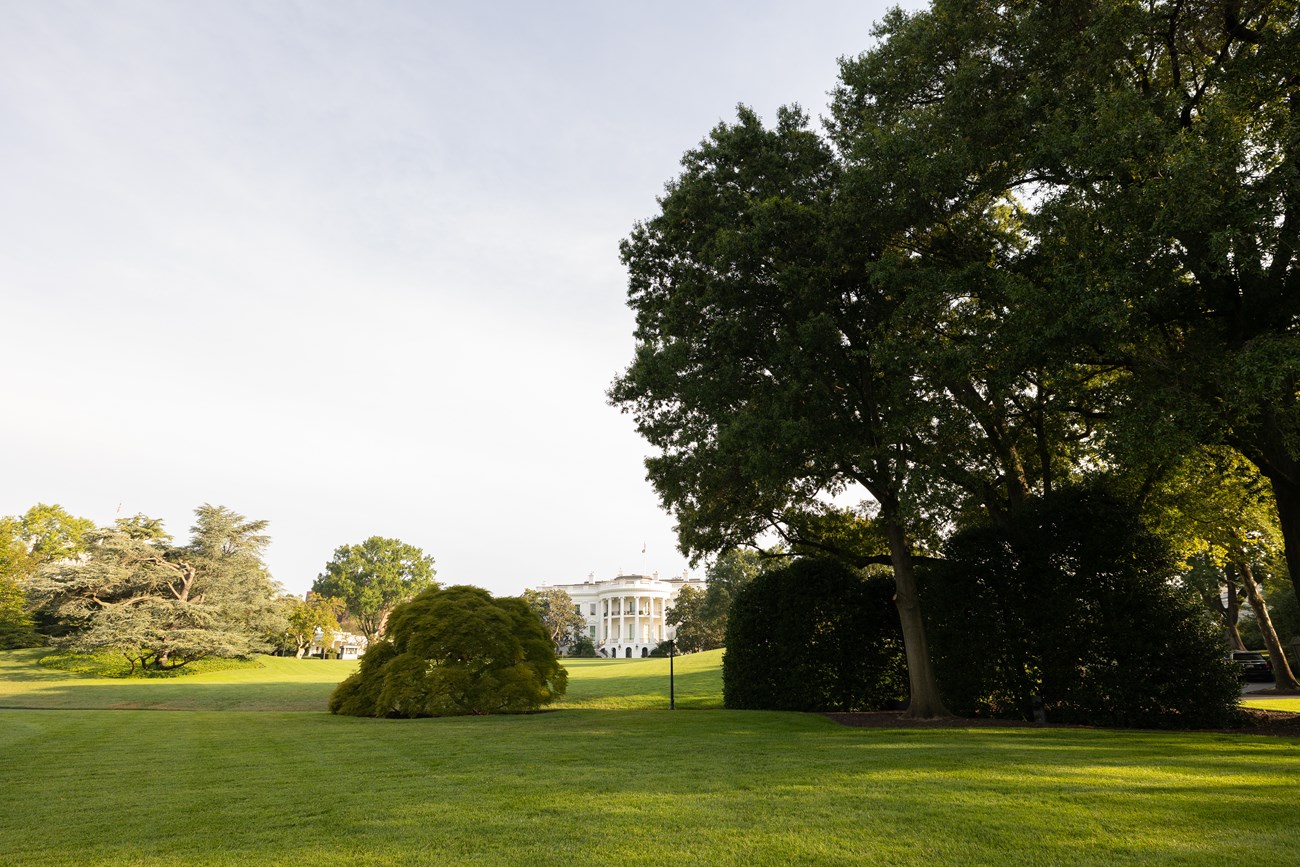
823, 708, 1300, 738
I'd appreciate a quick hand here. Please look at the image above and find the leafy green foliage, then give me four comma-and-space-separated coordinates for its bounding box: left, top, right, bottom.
0, 570, 38, 650
666, 551, 775, 653
312, 536, 436, 640
835, 0, 1300, 600
665, 585, 717, 653
282, 593, 343, 658
14, 503, 94, 563
1141, 449, 1299, 686
27, 505, 284, 673
329, 585, 567, 717
922, 486, 1243, 728
520, 586, 586, 650
567, 633, 598, 657
723, 558, 907, 711
0, 504, 96, 646
0, 518, 38, 648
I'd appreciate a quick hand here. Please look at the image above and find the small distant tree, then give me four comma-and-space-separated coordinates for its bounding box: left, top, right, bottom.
329, 585, 567, 717
1, 504, 95, 646
284, 594, 344, 659
312, 537, 436, 641
0, 571, 37, 649
723, 558, 908, 712
665, 585, 717, 653
668, 549, 772, 652
0, 518, 38, 648
567, 631, 598, 658
521, 587, 585, 651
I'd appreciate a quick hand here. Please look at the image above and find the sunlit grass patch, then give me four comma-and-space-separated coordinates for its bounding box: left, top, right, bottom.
1242, 696, 1300, 712
555, 647, 724, 708
38, 649, 265, 678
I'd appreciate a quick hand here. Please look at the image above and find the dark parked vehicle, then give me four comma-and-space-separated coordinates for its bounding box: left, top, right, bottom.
1231, 651, 1274, 683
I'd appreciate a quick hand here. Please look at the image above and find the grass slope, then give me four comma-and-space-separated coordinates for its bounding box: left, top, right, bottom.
2, 649, 1298, 866
0, 648, 357, 711
553, 648, 724, 708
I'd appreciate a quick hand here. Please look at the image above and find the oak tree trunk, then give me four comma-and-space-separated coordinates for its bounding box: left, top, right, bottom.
884, 520, 950, 719
1237, 560, 1300, 692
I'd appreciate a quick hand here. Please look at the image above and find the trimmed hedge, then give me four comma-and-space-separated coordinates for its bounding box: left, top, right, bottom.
921, 486, 1243, 729
723, 558, 907, 711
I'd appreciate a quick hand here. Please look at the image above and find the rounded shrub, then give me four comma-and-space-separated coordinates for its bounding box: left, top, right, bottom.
921, 485, 1243, 728
722, 557, 907, 711
329, 585, 567, 717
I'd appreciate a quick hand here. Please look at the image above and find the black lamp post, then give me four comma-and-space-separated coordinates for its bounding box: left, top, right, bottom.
668, 637, 676, 710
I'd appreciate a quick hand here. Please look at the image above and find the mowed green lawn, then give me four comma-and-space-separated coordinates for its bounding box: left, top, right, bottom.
1, 649, 1298, 866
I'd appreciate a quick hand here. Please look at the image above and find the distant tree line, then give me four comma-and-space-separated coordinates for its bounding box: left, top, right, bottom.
1, 501, 440, 673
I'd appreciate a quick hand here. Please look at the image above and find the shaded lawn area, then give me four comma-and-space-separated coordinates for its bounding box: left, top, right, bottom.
1, 706, 1297, 866
0, 648, 357, 711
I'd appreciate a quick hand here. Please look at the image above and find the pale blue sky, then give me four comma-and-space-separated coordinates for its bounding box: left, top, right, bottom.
1, 0, 907, 596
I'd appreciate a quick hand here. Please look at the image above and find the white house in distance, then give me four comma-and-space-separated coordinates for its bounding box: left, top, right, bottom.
306, 629, 367, 660
536, 572, 705, 658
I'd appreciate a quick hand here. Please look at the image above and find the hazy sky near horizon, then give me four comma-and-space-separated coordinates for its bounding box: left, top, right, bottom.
1, 0, 907, 597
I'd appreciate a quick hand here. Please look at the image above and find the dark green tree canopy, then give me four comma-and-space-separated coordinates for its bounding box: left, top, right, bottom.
613, 0, 1300, 723
665, 585, 716, 654
312, 536, 437, 641
832, 0, 1300, 600
329, 585, 568, 718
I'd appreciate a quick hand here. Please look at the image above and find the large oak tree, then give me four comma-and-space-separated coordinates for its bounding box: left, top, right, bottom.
611, 106, 957, 716
832, 0, 1300, 602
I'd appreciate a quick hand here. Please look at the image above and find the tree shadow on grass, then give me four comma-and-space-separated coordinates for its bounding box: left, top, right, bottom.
0, 680, 339, 712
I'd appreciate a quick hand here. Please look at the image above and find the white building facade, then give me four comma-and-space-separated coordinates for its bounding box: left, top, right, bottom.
537, 572, 705, 658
